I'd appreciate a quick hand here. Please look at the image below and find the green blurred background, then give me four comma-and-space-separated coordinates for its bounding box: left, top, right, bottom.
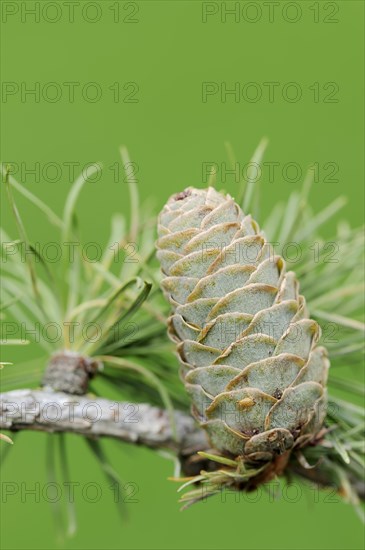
1, 1, 364, 548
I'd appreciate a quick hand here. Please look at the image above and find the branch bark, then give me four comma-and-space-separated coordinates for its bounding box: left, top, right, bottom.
2, 390, 363, 500
0, 389, 208, 455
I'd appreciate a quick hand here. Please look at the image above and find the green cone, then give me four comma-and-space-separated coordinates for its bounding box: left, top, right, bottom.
157, 187, 329, 463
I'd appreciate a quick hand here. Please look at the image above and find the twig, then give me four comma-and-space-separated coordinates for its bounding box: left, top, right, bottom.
2, 389, 364, 502
0, 389, 207, 454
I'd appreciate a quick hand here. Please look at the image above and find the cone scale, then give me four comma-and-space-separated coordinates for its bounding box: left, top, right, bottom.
157, 187, 329, 465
